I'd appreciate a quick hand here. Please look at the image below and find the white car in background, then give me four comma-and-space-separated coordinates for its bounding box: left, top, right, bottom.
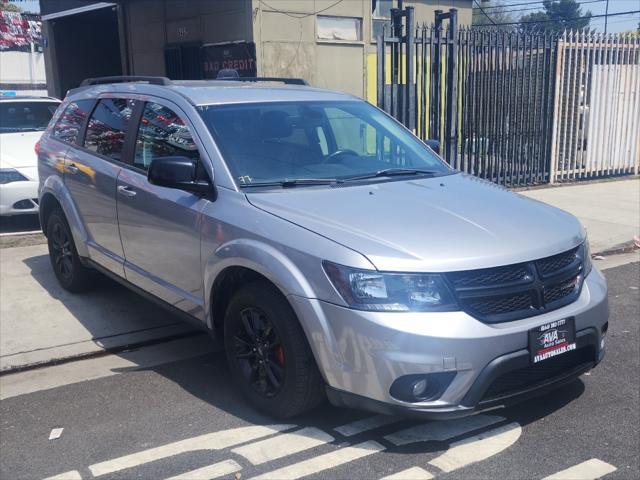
1, 96, 61, 216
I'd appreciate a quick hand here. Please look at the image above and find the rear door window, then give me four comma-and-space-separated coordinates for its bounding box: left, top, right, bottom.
133, 102, 199, 171
51, 100, 94, 144
84, 98, 137, 161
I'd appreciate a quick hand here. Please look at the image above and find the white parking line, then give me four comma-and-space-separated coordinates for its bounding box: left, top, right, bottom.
232, 426, 334, 465
542, 459, 617, 480
44, 471, 82, 480
88, 424, 294, 477
165, 459, 242, 480
251, 440, 385, 480
428, 422, 522, 473
384, 414, 505, 446
334, 415, 400, 437
380, 466, 434, 480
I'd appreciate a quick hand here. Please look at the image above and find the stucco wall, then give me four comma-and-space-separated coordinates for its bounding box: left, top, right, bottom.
252, 0, 472, 97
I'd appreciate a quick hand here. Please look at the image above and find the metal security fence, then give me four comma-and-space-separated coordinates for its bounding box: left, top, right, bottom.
376, 7, 640, 187
551, 32, 640, 181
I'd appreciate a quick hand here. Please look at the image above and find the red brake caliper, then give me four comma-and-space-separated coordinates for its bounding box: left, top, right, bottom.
275, 346, 285, 366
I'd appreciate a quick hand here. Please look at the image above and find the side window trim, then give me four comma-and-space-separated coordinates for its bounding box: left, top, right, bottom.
121, 100, 145, 167
75, 99, 97, 147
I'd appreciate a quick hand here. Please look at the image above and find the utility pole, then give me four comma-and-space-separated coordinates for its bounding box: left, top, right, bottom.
604, 0, 610, 33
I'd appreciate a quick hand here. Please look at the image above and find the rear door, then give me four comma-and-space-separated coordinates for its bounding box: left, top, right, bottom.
64, 97, 139, 274
116, 99, 208, 319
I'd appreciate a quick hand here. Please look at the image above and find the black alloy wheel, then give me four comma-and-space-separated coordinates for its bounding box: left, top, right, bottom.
50, 221, 73, 283
224, 281, 325, 418
233, 307, 286, 397
46, 208, 95, 292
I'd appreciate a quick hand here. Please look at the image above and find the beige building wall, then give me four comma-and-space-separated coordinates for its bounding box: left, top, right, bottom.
252, 0, 472, 97
123, 0, 472, 98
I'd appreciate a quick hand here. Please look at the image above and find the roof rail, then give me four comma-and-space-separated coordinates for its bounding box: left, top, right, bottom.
80, 76, 172, 87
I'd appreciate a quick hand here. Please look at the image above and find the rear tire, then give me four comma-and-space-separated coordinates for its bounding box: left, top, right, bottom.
224, 281, 325, 418
46, 208, 95, 292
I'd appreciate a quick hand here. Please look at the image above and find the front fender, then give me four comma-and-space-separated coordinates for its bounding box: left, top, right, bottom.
40, 175, 89, 258
203, 238, 347, 373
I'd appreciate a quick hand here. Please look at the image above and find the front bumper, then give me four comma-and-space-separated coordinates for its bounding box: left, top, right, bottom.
0, 180, 39, 216
288, 267, 608, 417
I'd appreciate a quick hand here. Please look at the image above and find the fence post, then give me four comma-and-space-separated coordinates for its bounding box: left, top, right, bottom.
376, 30, 385, 111
405, 7, 415, 130
444, 8, 458, 166
549, 34, 564, 184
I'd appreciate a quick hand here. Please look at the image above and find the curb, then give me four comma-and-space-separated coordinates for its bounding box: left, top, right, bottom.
0, 327, 208, 376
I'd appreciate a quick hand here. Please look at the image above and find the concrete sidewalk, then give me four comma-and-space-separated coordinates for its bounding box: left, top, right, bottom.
0, 245, 198, 373
521, 178, 639, 254
0, 178, 637, 374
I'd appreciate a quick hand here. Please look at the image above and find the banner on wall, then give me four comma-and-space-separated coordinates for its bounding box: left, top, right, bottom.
202, 42, 256, 79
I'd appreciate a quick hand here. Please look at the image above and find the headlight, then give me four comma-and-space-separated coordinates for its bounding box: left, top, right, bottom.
323, 261, 458, 312
580, 239, 592, 277
0, 168, 28, 185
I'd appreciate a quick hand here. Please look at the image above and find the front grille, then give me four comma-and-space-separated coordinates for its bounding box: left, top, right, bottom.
544, 277, 579, 305
536, 247, 579, 278
449, 264, 530, 288
446, 245, 585, 323
466, 292, 532, 316
481, 347, 594, 403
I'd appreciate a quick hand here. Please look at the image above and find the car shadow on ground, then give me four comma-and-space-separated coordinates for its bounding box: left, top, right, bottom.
21, 253, 197, 350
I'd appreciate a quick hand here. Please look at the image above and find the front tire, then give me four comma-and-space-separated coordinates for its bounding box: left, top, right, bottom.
224, 281, 324, 418
46, 208, 95, 292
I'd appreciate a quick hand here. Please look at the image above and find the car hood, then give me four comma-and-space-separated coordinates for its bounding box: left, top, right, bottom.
247, 173, 585, 272
0, 131, 42, 169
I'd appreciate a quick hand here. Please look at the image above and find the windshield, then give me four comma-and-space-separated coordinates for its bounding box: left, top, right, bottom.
0, 101, 59, 133
198, 101, 451, 188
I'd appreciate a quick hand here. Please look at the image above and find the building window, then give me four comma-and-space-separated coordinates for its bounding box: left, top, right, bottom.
372, 0, 392, 40
317, 16, 362, 42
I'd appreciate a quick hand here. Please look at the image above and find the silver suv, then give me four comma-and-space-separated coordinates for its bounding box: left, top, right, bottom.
38, 76, 608, 419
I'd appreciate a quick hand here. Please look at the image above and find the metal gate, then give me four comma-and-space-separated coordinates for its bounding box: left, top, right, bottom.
376, 7, 558, 186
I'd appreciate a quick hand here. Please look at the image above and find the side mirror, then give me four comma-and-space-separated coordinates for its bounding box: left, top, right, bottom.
148, 156, 212, 195
424, 139, 440, 154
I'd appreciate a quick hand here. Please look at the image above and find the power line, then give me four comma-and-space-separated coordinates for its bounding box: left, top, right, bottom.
474, 0, 498, 25
474, 0, 605, 16
258, 0, 346, 19
478, 8, 640, 26
480, 0, 603, 11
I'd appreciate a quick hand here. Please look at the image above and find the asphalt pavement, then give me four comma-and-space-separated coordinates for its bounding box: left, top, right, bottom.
0, 261, 638, 480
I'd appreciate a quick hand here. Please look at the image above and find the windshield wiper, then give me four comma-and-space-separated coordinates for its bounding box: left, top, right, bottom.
240, 178, 343, 189
343, 168, 439, 182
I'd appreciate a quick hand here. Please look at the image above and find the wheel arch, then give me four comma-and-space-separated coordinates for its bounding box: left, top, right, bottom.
39, 176, 89, 257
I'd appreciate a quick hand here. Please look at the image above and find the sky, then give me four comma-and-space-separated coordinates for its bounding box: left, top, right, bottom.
9, 0, 640, 33
501, 0, 639, 33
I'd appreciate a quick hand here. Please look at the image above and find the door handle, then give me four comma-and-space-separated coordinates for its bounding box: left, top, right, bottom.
117, 185, 137, 198
67, 164, 79, 174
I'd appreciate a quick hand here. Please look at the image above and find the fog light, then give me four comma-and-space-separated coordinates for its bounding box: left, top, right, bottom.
412, 379, 428, 397
389, 372, 457, 403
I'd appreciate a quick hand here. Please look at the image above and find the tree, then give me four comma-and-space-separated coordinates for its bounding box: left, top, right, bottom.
0, 1, 22, 12
472, 1, 516, 30
519, 0, 591, 33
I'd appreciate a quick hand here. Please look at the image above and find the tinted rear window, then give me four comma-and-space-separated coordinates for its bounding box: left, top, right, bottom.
52, 100, 94, 144
0, 101, 59, 133
84, 98, 137, 161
